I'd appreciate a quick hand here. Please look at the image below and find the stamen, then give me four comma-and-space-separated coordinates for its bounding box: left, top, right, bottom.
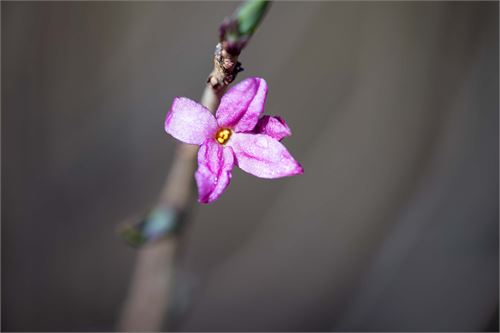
215, 128, 232, 145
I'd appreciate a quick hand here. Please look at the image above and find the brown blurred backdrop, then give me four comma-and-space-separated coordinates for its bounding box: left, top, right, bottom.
2, 1, 498, 331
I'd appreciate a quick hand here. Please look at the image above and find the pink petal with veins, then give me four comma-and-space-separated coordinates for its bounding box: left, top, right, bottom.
228, 133, 303, 179
216, 77, 268, 132
195, 139, 235, 204
253, 115, 291, 141
165, 97, 217, 145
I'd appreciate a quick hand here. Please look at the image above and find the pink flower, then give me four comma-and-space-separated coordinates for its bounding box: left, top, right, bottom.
165, 77, 303, 204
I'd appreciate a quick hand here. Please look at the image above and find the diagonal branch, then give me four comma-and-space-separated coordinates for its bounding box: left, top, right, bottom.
117, 1, 270, 331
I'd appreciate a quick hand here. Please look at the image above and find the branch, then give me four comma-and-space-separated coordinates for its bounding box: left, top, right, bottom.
117, 1, 270, 331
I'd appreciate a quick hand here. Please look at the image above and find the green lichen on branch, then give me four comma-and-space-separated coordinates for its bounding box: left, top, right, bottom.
120, 206, 181, 247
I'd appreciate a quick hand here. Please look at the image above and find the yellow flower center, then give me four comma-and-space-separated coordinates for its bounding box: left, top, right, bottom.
215, 128, 232, 145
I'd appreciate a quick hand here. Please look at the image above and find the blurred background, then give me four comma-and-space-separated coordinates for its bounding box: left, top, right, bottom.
2, 1, 498, 331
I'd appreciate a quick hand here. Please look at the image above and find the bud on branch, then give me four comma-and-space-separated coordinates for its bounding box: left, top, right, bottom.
208, 0, 270, 89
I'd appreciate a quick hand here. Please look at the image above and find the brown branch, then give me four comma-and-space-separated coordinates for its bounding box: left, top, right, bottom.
118, 1, 269, 330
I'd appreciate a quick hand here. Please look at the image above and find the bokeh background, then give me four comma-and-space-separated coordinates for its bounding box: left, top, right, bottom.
2, 1, 498, 332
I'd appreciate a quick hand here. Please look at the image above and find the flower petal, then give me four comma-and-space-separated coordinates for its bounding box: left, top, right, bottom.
253, 115, 291, 141
228, 133, 303, 179
165, 97, 217, 145
195, 139, 235, 204
216, 77, 268, 132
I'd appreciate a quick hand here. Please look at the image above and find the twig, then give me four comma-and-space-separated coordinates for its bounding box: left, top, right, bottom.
117, 1, 270, 331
